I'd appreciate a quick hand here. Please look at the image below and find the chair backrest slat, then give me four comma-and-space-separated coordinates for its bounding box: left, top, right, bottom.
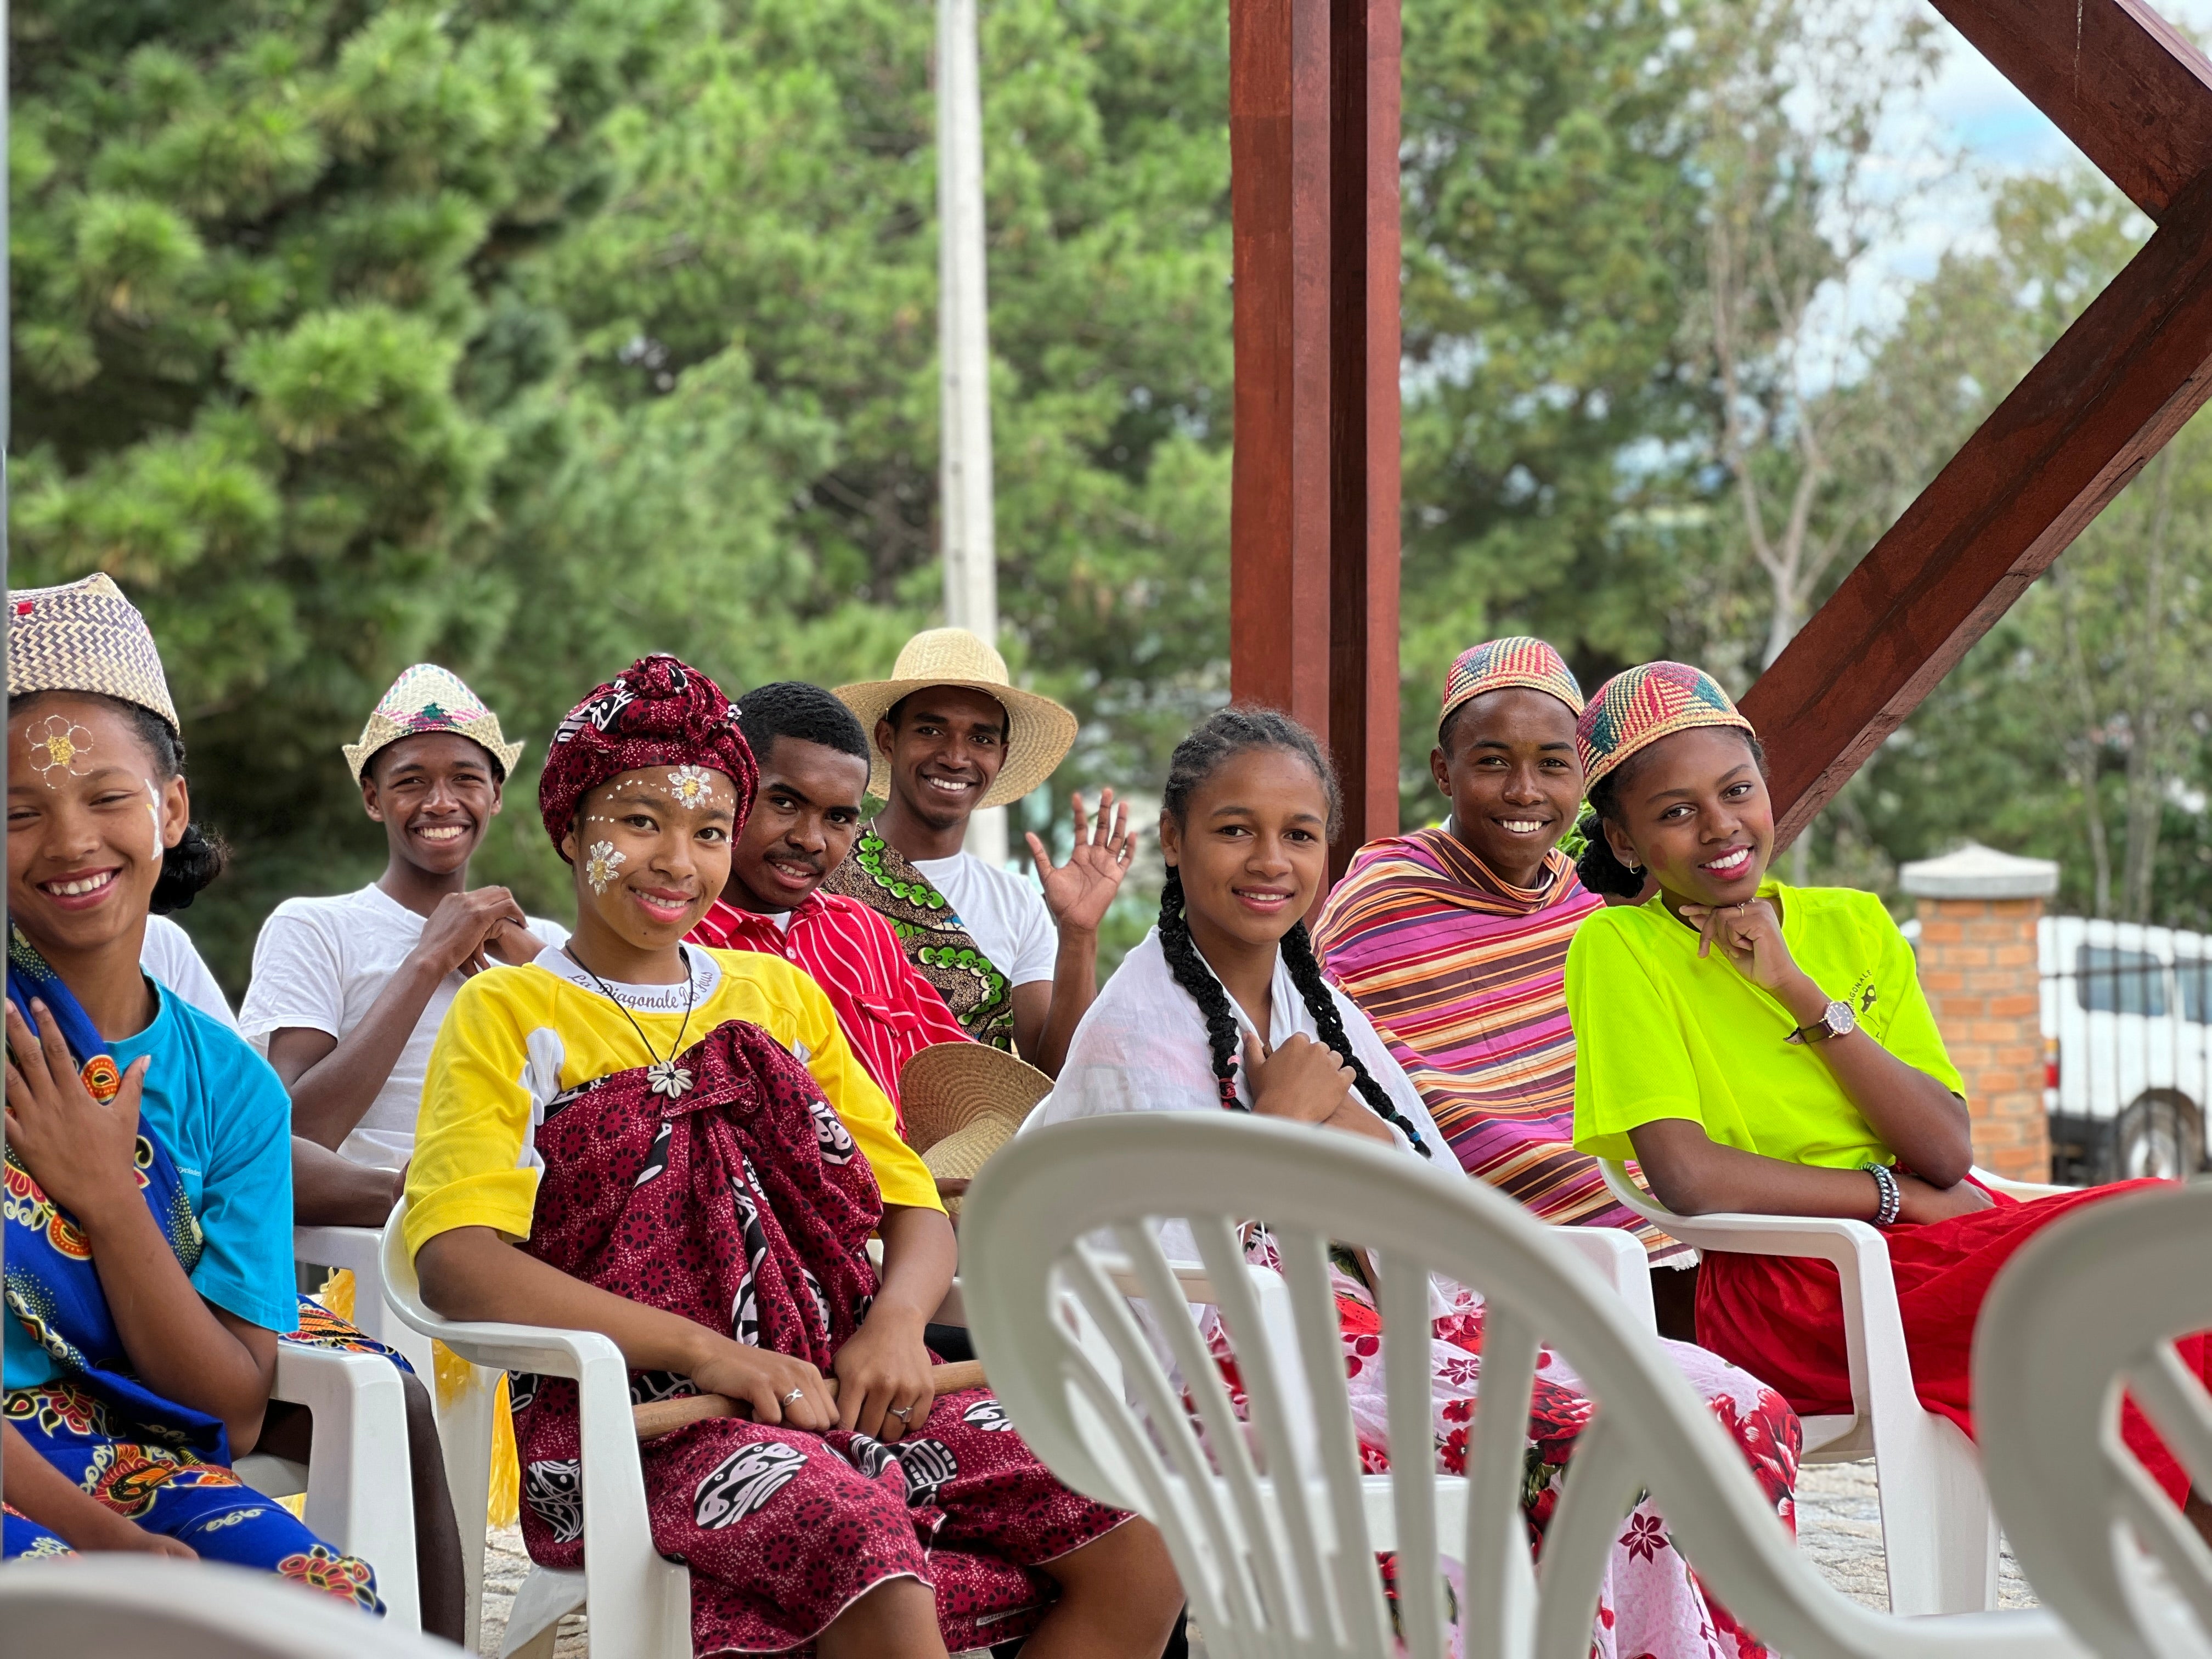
1527, 1411, 1641, 1659
1459, 1304, 1542, 1659
1272, 1226, 1397, 1655
1060, 1239, 1273, 1636
1378, 1250, 1447, 1659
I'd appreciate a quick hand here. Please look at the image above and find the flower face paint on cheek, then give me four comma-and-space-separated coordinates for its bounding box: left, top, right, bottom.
584, 840, 627, 894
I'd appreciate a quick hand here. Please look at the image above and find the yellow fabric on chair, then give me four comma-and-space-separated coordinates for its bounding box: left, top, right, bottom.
318, 1269, 520, 1528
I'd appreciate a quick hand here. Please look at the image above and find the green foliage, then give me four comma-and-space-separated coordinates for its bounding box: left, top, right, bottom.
12, 0, 1234, 985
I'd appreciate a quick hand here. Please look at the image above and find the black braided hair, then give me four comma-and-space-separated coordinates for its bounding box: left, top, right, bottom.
10, 691, 227, 913
1575, 732, 1769, 900
1155, 705, 1434, 1157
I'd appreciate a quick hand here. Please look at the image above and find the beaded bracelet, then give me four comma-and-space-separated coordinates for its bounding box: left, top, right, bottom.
1861, 1161, 1902, 1228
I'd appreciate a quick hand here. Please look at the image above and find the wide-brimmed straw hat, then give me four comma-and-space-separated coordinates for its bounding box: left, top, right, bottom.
899, 1041, 1054, 1203
834, 628, 1077, 809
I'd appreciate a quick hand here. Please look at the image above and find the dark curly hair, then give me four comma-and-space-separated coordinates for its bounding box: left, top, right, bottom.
1575, 732, 1768, 900
1158, 706, 1432, 1157
10, 691, 227, 914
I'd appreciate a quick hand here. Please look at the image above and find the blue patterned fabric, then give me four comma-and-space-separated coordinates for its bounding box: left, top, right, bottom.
2, 927, 382, 1609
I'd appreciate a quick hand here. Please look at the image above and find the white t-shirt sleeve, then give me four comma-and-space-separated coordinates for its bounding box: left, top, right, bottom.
997, 876, 1058, 986
236, 904, 348, 1052
139, 915, 239, 1031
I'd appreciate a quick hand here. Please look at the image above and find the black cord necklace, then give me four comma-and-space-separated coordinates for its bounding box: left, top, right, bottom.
564, 943, 699, 1096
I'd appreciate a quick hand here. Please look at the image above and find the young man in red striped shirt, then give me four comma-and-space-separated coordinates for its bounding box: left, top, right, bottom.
688, 682, 969, 1126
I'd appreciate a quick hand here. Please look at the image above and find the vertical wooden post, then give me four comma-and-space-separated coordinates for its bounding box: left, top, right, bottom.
1229, 0, 1402, 874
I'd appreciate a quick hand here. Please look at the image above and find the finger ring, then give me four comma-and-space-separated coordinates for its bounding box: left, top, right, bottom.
781, 1387, 806, 1406
889, 1404, 912, 1421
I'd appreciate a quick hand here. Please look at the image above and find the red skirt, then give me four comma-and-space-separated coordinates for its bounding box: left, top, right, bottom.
1696, 1177, 2211, 1505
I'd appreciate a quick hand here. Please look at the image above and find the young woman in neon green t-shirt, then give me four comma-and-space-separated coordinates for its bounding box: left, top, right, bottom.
1563, 661, 2210, 1530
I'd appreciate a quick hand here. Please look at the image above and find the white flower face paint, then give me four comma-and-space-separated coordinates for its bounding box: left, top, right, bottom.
584, 840, 627, 895
29, 715, 95, 787
667, 766, 717, 809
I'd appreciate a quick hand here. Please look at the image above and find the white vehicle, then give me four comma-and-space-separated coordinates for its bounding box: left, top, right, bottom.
2038, 914, 2211, 1183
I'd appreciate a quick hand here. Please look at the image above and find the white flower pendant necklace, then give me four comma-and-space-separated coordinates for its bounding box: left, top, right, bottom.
564, 944, 698, 1098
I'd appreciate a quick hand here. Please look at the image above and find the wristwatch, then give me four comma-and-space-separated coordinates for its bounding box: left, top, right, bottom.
1787, 998, 1857, 1045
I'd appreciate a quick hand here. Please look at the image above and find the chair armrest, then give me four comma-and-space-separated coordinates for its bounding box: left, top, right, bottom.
294, 1224, 386, 1281
1972, 1165, 2068, 1200
1599, 1159, 1914, 1426
262, 1343, 420, 1629
1551, 1227, 1657, 1333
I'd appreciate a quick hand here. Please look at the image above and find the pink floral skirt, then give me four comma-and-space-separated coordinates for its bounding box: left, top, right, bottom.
1210, 1239, 1801, 1659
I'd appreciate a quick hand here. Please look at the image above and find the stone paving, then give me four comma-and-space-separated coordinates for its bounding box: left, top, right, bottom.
472, 1461, 2035, 1654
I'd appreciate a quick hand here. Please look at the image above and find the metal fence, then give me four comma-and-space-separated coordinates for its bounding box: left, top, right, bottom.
2040, 938, 2212, 1184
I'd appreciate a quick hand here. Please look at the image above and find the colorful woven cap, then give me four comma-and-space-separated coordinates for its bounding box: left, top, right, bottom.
1439, 636, 1584, 727
343, 663, 524, 782
539, 653, 758, 859
8, 574, 180, 735
1576, 661, 1754, 786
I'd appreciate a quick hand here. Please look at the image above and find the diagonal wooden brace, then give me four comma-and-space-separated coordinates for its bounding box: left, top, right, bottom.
1745, 162, 2212, 842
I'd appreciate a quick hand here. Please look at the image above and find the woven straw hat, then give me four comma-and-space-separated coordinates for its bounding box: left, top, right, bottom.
834, 628, 1077, 809
343, 663, 526, 783
8, 574, 180, 735
900, 1041, 1054, 1200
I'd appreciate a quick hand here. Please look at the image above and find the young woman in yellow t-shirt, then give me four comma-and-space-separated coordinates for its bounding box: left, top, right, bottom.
404, 653, 1178, 1659
1565, 661, 2209, 1528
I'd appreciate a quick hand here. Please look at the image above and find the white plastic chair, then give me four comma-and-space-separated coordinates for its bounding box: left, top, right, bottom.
1976, 1178, 2212, 1659
0, 1556, 462, 1658
298, 1220, 497, 1652
963, 1113, 2087, 1659
234, 1338, 421, 1630
378, 1198, 690, 1659
1600, 1157, 2011, 1615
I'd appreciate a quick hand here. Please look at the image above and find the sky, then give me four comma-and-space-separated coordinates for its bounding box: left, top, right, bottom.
1803, 0, 2210, 379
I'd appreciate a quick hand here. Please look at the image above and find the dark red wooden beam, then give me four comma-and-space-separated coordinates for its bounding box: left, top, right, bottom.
1746, 163, 2212, 842
1927, 0, 2212, 220
1230, 0, 1402, 874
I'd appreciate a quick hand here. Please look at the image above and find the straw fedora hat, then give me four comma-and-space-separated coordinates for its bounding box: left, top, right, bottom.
835, 628, 1078, 809
899, 1041, 1054, 1203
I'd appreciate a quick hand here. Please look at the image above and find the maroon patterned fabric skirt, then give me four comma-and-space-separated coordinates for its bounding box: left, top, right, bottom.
509, 1018, 1126, 1654
517, 1375, 1125, 1654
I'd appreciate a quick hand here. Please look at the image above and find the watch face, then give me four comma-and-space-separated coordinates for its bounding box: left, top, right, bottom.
1826, 999, 1857, 1037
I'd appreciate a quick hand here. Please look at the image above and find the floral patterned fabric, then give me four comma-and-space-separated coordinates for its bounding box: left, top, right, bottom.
2, 927, 380, 1607
509, 1014, 1127, 1654
821, 827, 1017, 1051
1, 1381, 382, 1612
1210, 1233, 1801, 1659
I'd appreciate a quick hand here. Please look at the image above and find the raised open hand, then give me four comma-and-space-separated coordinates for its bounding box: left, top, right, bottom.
1025, 788, 1138, 937
4, 997, 149, 1227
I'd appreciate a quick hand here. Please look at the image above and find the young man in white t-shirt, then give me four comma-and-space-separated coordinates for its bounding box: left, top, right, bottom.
239, 666, 565, 1211
828, 629, 1135, 1075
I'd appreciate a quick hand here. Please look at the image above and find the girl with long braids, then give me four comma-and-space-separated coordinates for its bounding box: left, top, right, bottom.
1037, 707, 1802, 1659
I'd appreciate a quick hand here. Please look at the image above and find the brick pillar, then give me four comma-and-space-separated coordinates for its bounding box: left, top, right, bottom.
1898, 843, 2058, 1183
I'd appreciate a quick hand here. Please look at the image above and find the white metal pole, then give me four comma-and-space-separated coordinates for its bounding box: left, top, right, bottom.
936, 0, 1008, 865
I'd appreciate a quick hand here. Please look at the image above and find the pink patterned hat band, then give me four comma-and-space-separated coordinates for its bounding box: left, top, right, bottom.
1438, 636, 1585, 727
1576, 661, 1754, 787
343, 663, 525, 781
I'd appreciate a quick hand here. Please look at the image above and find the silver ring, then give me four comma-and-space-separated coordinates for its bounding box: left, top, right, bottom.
781, 1387, 806, 1406
889, 1404, 912, 1421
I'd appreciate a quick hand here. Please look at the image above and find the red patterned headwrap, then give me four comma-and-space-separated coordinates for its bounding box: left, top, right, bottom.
538, 654, 758, 860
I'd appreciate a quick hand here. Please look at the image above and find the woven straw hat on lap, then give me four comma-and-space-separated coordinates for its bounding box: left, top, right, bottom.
900, 1041, 1054, 1204
343, 663, 526, 782
834, 628, 1077, 809
8, 574, 180, 735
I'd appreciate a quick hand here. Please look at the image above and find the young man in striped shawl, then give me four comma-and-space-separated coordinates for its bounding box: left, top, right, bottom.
1314, 639, 1688, 1281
